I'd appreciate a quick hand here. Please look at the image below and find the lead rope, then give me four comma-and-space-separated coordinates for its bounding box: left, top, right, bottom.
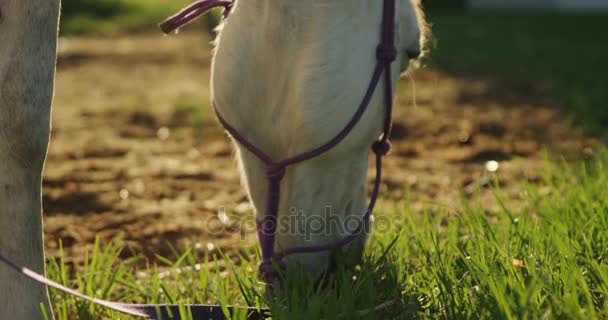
0, 253, 268, 319
0, 0, 397, 318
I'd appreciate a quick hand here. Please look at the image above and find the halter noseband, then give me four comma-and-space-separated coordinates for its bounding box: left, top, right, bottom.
162, 0, 398, 284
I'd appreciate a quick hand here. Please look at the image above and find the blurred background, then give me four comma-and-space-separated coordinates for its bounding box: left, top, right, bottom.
47, 0, 606, 265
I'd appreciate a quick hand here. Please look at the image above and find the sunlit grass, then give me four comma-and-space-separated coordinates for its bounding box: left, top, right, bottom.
46, 151, 608, 319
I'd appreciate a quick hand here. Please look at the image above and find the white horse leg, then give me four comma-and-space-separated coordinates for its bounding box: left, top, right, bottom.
0, 1, 59, 319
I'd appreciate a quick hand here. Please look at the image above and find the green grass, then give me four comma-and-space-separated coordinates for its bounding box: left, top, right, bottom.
46, 151, 608, 319
426, 9, 608, 135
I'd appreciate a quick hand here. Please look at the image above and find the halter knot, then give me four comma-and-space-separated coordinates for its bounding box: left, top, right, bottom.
258, 257, 287, 283
372, 140, 392, 156
377, 44, 397, 62
266, 164, 287, 180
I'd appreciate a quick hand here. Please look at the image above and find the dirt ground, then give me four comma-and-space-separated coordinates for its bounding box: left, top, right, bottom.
44, 31, 601, 266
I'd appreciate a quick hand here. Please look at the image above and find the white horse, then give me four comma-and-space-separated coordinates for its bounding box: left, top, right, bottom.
0, 0, 425, 318
212, 0, 425, 275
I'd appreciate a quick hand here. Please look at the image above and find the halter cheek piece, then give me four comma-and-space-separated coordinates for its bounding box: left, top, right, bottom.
0, 0, 398, 318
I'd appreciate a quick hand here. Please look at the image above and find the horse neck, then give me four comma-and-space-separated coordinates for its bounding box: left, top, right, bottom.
230, 0, 378, 45
234, 0, 366, 17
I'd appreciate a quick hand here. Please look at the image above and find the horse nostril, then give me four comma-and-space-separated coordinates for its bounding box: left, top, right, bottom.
407, 49, 421, 60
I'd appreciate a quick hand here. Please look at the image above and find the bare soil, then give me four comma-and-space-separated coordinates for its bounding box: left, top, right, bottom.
44, 32, 601, 266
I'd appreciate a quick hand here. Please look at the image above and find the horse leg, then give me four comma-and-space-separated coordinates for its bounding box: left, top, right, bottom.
0, 1, 60, 319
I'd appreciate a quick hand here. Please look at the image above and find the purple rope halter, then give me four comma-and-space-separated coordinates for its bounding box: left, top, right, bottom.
0, 1, 398, 319
169, 0, 399, 284
159, 0, 233, 34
